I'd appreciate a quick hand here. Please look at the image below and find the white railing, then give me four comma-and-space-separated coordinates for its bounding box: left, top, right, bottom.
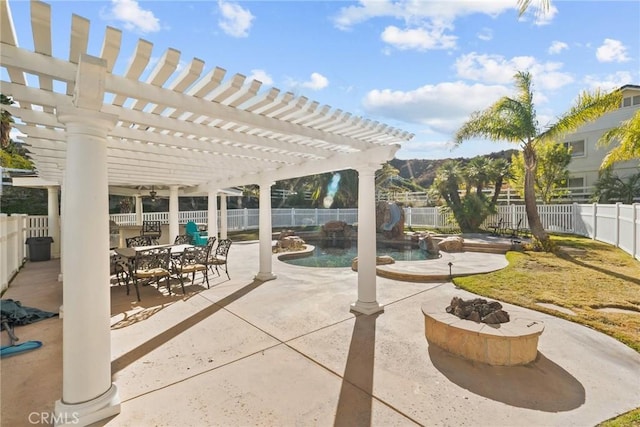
1, 203, 638, 291
0, 214, 28, 292
376, 185, 597, 207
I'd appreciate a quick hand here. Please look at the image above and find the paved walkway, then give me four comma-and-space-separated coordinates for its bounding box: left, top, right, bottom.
1, 240, 639, 426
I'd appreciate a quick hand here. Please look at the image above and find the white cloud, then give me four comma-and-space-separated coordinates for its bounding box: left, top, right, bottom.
548, 41, 568, 55
517, 2, 558, 26
332, 0, 516, 52
362, 81, 509, 134
333, 0, 515, 31
454, 52, 573, 90
381, 25, 456, 50
596, 39, 630, 63
301, 73, 329, 91
583, 71, 635, 91
109, 0, 160, 33
247, 69, 273, 86
218, 0, 254, 38
533, 4, 558, 26
477, 28, 493, 41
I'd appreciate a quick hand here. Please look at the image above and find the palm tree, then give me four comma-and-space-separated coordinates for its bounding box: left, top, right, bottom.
1, 94, 14, 149
431, 158, 509, 232
598, 109, 640, 169
517, 0, 550, 16
454, 71, 622, 249
593, 169, 640, 204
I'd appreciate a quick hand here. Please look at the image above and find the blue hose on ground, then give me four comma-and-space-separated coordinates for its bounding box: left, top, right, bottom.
1, 340, 42, 358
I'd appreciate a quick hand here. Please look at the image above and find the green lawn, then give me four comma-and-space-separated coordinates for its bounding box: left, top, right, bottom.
453, 234, 640, 426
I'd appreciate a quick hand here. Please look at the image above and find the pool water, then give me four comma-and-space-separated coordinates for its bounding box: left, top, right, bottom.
281, 240, 439, 268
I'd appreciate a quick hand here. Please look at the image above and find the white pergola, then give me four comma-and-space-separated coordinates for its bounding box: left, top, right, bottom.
1, 1, 413, 425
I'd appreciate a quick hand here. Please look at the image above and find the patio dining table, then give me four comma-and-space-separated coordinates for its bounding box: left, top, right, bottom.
113, 243, 193, 261
112, 244, 194, 300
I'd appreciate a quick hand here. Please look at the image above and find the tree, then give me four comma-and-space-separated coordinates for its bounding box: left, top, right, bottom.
509, 139, 571, 204
598, 109, 640, 169
517, 0, 550, 16
454, 71, 622, 250
592, 169, 640, 204
431, 157, 509, 232
1, 94, 14, 149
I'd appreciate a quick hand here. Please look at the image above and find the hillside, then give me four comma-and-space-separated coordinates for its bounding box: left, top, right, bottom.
390, 149, 518, 189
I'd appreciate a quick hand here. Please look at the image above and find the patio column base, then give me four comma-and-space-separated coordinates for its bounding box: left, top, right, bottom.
350, 301, 384, 315
54, 384, 120, 426
255, 272, 277, 281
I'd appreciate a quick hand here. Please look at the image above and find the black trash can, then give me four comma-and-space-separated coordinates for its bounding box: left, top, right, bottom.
25, 236, 54, 262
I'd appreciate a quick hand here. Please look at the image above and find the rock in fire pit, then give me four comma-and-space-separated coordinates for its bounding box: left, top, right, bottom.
446, 296, 510, 324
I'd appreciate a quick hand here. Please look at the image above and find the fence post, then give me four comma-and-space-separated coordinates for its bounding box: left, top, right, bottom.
291, 208, 295, 227
406, 207, 412, 227
572, 203, 578, 235
633, 204, 639, 260
243, 208, 249, 231
336, 208, 340, 221
315, 208, 318, 226
592, 203, 597, 240
615, 202, 621, 248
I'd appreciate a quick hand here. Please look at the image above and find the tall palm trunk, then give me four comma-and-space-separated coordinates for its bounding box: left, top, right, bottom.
523, 144, 548, 243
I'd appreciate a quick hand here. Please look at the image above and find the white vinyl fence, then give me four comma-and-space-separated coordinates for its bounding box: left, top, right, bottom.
0, 214, 29, 292
2, 203, 638, 292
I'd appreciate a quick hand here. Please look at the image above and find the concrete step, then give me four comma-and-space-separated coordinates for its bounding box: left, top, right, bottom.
462, 242, 511, 254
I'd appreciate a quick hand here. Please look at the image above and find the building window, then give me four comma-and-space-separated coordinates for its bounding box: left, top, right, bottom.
568, 177, 584, 189
633, 95, 640, 106
564, 140, 585, 157
622, 97, 632, 107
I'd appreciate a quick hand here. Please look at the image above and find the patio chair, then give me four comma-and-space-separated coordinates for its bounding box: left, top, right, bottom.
109, 220, 119, 249
172, 245, 211, 293
130, 246, 172, 301
204, 236, 217, 273
509, 219, 531, 238
185, 221, 208, 246
110, 252, 130, 287
508, 219, 523, 237
126, 235, 156, 247
141, 220, 162, 239
207, 239, 232, 279
488, 218, 503, 236
174, 234, 192, 245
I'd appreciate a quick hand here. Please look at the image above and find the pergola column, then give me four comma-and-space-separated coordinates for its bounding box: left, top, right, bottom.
54, 54, 120, 426
47, 186, 60, 258
220, 194, 228, 239
169, 186, 179, 243
207, 189, 218, 240
135, 195, 143, 225
255, 180, 276, 281
58, 173, 66, 282
351, 165, 383, 315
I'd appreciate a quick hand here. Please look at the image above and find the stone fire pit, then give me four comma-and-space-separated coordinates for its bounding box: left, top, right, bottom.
422, 297, 544, 366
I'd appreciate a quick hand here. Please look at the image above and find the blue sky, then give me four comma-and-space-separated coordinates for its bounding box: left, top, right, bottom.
5, 0, 640, 160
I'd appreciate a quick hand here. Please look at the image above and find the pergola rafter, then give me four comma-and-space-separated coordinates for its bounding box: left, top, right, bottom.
0, 2, 414, 423
1, 3, 412, 195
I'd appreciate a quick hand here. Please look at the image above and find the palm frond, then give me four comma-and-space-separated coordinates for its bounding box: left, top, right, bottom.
540, 88, 623, 142
518, 0, 551, 17
599, 111, 640, 168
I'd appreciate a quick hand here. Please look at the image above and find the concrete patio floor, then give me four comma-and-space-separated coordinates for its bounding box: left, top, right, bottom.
2, 240, 639, 426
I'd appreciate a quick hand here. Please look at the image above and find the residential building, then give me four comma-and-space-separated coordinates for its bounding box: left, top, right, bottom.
562, 84, 640, 197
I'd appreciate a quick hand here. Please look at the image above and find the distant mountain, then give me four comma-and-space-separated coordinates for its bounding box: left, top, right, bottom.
390, 149, 518, 189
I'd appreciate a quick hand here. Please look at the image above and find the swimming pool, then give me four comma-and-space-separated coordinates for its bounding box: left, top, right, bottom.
280, 240, 440, 268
